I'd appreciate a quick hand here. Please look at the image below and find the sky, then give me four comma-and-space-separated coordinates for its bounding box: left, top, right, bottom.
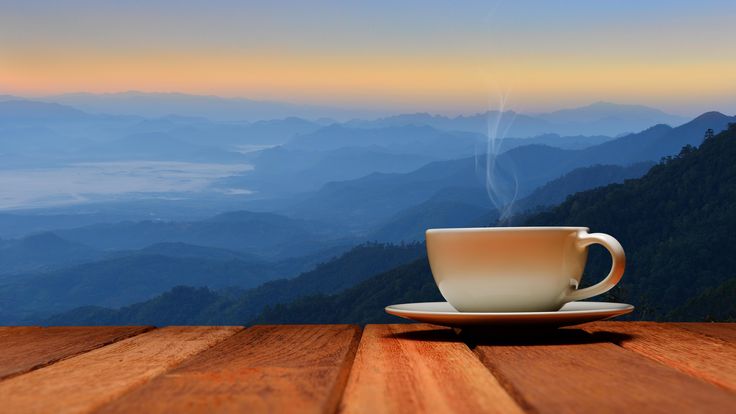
1, 0, 735, 116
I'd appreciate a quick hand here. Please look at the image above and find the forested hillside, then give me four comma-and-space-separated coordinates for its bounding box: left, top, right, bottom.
44, 243, 425, 325
515, 162, 654, 213
255, 124, 736, 323
523, 123, 736, 319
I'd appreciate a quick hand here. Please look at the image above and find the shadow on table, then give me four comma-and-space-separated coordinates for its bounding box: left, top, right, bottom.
388, 326, 633, 347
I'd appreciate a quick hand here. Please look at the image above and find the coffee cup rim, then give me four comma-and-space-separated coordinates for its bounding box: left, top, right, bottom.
426, 226, 589, 234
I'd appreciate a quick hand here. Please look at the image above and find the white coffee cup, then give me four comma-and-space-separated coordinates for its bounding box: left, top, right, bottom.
426, 227, 625, 312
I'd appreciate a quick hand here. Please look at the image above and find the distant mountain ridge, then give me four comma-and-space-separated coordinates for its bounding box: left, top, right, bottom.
537, 101, 685, 125
286, 124, 483, 157
55, 210, 349, 259
40, 91, 385, 122
0, 97, 329, 171
0, 100, 94, 122
368, 190, 495, 243
494, 133, 613, 151
8, 92, 687, 136
217, 124, 614, 199
515, 162, 655, 213
0, 232, 101, 275
347, 102, 687, 137
216, 144, 437, 197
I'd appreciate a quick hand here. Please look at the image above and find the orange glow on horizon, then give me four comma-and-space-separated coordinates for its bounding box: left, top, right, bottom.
2, 48, 735, 114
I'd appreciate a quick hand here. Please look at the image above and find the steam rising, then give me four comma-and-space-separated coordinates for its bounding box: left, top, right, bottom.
480, 94, 519, 222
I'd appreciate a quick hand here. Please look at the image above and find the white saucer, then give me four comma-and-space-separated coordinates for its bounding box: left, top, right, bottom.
385, 301, 634, 328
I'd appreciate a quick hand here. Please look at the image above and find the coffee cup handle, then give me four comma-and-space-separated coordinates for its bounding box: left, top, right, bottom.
565, 232, 626, 302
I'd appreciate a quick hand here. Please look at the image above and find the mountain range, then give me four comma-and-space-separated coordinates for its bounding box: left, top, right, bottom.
54, 210, 348, 258
40, 122, 736, 325
347, 102, 686, 137
4, 93, 686, 136
276, 112, 734, 230
0, 99, 308, 175
43, 243, 426, 325
0, 253, 281, 321
215, 145, 438, 197
38, 91, 374, 122
12, 111, 725, 259
0, 235, 348, 323
217, 126, 618, 200
1, 92, 733, 325
0, 232, 101, 274
285, 124, 483, 157
514, 162, 655, 213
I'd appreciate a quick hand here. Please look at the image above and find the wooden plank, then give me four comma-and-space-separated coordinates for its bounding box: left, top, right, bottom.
472, 327, 736, 414
339, 324, 522, 414
584, 322, 736, 392
0, 326, 152, 380
672, 322, 736, 343
96, 325, 361, 414
0, 326, 241, 414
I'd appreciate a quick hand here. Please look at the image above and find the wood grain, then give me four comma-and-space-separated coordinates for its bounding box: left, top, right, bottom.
339, 324, 522, 414
0, 326, 241, 414
472, 327, 736, 414
672, 322, 736, 343
96, 325, 361, 414
0, 326, 152, 380
584, 321, 736, 392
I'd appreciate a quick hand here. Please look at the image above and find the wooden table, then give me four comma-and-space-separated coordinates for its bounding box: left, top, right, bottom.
0, 323, 734, 413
